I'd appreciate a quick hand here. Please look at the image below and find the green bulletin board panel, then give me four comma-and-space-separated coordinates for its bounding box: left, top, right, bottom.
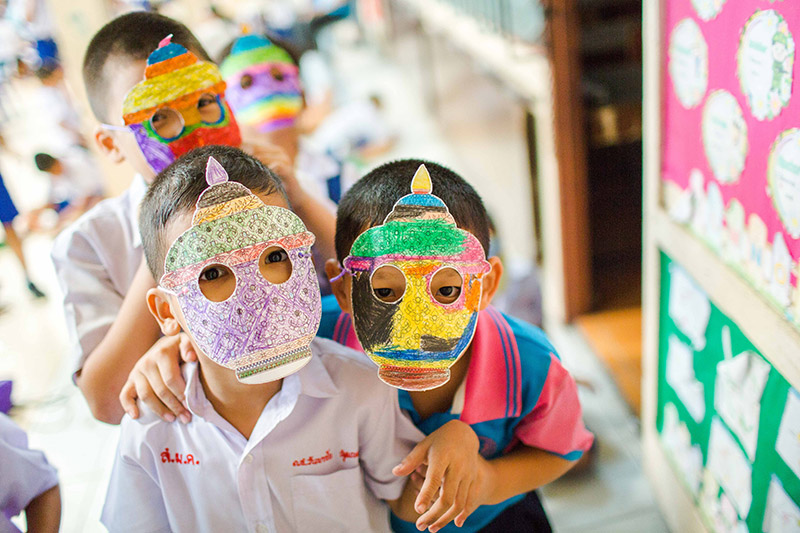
657, 252, 800, 532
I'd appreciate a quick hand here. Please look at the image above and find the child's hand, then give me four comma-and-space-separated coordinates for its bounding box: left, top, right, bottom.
119, 333, 197, 423
392, 420, 486, 531
241, 141, 306, 207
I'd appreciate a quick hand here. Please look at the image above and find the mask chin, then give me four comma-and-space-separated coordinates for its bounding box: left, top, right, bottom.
234, 345, 313, 384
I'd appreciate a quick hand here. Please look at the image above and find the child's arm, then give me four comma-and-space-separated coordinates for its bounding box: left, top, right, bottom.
242, 141, 336, 262
24, 484, 61, 533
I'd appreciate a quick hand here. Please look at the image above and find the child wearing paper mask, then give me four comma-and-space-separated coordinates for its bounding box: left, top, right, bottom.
321, 159, 595, 532
51, 11, 334, 425
102, 145, 425, 532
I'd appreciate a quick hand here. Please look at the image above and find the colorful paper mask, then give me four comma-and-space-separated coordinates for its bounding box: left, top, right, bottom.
342, 165, 491, 390
123, 36, 242, 174
219, 34, 302, 133
160, 157, 321, 383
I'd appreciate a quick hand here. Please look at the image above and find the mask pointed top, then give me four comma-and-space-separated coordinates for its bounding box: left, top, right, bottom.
158, 34, 173, 49
205, 156, 229, 186
411, 164, 432, 194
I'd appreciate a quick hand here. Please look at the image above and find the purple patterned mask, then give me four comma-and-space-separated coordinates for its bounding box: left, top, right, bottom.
159, 157, 321, 383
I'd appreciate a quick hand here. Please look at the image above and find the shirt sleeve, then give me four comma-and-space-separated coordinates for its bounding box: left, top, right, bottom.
51, 225, 123, 378
513, 354, 594, 460
102, 421, 171, 533
358, 386, 424, 501
0, 414, 59, 520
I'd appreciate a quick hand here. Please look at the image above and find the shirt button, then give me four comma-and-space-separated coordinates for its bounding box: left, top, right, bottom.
245, 454, 254, 464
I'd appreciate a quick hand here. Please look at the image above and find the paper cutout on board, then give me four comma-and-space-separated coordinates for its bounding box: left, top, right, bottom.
661, 403, 704, 494
723, 199, 747, 265
707, 418, 753, 519
342, 164, 492, 391
669, 18, 709, 109
706, 181, 724, 251
668, 263, 711, 350
699, 468, 749, 533
747, 213, 769, 287
689, 168, 708, 234
159, 157, 321, 384
691, 0, 727, 21
768, 129, 800, 239
666, 336, 706, 423
121, 36, 242, 174
713, 327, 770, 461
737, 10, 794, 121
763, 476, 800, 532
702, 90, 748, 184
777, 389, 800, 479
771, 231, 792, 307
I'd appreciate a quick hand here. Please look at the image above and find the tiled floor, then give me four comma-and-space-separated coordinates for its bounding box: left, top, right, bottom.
0, 20, 668, 532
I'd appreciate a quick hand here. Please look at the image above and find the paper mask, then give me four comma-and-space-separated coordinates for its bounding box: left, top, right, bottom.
342, 165, 491, 390
219, 34, 302, 133
123, 36, 242, 174
160, 157, 321, 383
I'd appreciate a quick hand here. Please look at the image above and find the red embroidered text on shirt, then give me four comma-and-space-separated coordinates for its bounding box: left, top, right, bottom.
160, 447, 199, 465
292, 449, 333, 467
339, 449, 359, 461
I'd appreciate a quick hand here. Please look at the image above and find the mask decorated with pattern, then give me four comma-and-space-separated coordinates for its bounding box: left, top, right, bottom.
122, 36, 242, 174
159, 156, 321, 383
220, 34, 302, 133
342, 165, 491, 390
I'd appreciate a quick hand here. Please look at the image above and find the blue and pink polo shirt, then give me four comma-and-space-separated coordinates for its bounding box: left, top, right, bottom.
319, 295, 594, 532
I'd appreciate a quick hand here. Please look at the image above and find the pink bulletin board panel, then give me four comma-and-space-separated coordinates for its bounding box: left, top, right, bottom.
662, 0, 800, 327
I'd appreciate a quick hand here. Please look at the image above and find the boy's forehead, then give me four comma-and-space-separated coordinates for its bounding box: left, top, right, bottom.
104, 57, 147, 124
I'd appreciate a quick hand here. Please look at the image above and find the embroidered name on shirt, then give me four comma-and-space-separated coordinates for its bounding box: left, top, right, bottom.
292, 449, 359, 466
160, 447, 200, 465
293, 449, 333, 466
339, 449, 359, 461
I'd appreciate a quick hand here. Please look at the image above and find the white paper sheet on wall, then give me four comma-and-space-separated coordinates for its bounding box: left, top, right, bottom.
661, 402, 704, 494
763, 476, 800, 532
707, 418, 753, 519
714, 348, 770, 461
668, 263, 712, 350
666, 336, 706, 423
777, 389, 800, 479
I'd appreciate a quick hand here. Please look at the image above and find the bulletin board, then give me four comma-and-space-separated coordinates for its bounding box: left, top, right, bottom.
657, 252, 800, 532
661, 1, 800, 325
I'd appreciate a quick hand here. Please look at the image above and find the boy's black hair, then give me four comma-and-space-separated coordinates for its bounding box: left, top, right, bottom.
34, 153, 57, 172
140, 145, 287, 280
83, 12, 212, 122
335, 159, 491, 262
34, 64, 59, 81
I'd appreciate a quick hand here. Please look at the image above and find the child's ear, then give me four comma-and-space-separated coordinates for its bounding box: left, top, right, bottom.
94, 126, 125, 164
325, 258, 352, 314
478, 257, 504, 310
146, 288, 182, 336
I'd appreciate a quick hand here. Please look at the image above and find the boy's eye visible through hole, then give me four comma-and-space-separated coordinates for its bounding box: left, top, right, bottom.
240, 74, 253, 89
198, 264, 235, 302
270, 66, 285, 81
258, 246, 292, 284
430, 268, 463, 304
197, 93, 222, 123
150, 107, 183, 139
371, 265, 405, 303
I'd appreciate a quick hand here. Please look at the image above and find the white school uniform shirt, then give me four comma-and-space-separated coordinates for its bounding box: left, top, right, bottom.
0, 413, 59, 533
50, 175, 147, 377
102, 337, 424, 533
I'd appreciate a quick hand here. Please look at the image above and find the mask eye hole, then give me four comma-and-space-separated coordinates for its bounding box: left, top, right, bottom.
240, 74, 253, 89
198, 264, 236, 302
258, 246, 292, 284
430, 267, 463, 305
150, 107, 184, 139
270, 66, 285, 81
371, 265, 406, 303
197, 93, 223, 123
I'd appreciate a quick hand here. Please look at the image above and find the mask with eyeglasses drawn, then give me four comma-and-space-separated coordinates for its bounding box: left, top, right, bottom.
122, 35, 242, 174
342, 164, 491, 391
159, 157, 321, 384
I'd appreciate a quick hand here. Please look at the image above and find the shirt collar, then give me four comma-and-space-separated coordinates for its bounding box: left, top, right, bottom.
128, 173, 147, 249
